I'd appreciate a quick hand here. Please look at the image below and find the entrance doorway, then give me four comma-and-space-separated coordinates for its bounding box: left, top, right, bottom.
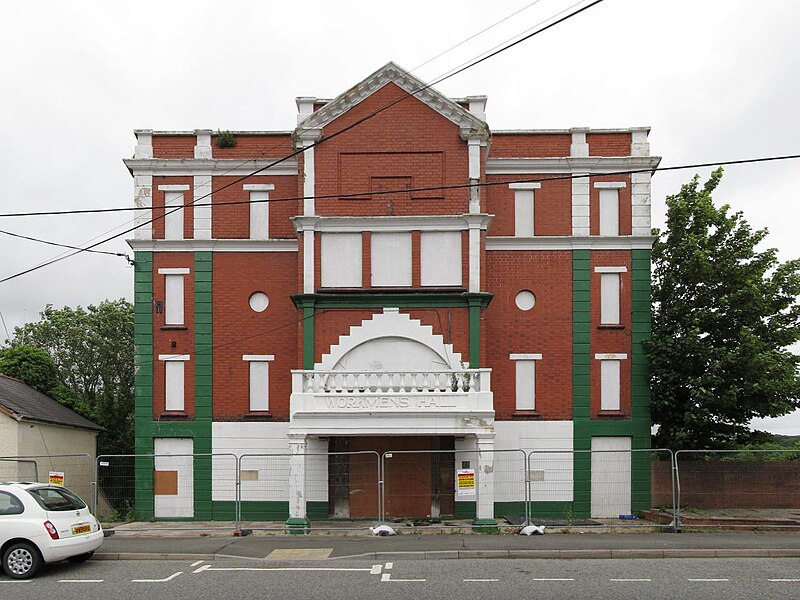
328, 436, 455, 519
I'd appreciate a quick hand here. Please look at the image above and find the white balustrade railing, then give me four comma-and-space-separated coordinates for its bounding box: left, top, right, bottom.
293, 369, 490, 394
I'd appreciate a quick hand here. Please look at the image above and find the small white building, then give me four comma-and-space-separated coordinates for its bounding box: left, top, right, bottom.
0, 374, 101, 501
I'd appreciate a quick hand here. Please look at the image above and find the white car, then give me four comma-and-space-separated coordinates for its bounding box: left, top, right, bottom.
0, 482, 103, 579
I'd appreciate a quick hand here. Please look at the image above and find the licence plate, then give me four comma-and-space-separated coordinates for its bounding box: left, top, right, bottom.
72, 524, 91, 535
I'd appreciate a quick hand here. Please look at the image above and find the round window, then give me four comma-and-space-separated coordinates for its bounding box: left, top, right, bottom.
515, 290, 536, 311
248, 292, 269, 313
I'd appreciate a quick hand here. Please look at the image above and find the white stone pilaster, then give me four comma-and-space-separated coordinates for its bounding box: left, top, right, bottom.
134, 129, 153, 159
193, 172, 212, 240
194, 129, 213, 159
631, 171, 652, 236
133, 173, 153, 240
476, 435, 496, 521
570, 127, 589, 158
304, 229, 315, 293
571, 174, 590, 236
287, 434, 308, 520
631, 127, 650, 157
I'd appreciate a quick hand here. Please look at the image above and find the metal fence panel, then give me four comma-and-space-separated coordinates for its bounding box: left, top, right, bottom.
95, 453, 239, 531
380, 449, 527, 528
0, 454, 93, 509
527, 448, 674, 530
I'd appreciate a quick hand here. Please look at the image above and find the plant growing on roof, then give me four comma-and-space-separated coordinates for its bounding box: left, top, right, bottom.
216, 130, 236, 148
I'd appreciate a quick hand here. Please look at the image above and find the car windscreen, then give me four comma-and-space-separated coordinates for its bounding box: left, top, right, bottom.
27, 487, 87, 511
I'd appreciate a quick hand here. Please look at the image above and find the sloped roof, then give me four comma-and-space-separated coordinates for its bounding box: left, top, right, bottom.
296, 62, 489, 137
0, 374, 102, 432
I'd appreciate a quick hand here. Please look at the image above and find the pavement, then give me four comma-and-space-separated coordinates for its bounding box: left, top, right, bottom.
94, 524, 800, 561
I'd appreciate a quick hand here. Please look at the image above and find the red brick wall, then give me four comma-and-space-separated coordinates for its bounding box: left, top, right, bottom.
152, 176, 194, 240
152, 253, 196, 419
211, 252, 299, 421
212, 176, 250, 239
589, 250, 632, 419
152, 136, 194, 158
489, 134, 571, 157
315, 83, 469, 216
484, 251, 573, 420
589, 175, 632, 236
211, 134, 294, 158
485, 174, 572, 236
587, 133, 631, 157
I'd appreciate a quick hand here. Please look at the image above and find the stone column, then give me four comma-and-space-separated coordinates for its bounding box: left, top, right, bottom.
475, 434, 497, 528
285, 434, 309, 533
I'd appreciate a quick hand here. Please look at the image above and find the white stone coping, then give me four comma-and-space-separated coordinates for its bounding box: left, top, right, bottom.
158, 354, 191, 361
594, 266, 628, 273
509, 353, 543, 360
157, 268, 191, 275
594, 353, 628, 360
243, 355, 275, 361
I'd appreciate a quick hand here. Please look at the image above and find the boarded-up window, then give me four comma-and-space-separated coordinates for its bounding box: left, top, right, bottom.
153, 470, 178, 495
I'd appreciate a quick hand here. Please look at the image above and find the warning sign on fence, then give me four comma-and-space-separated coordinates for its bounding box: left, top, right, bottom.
456, 469, 475, 496
49, 471, 64, 486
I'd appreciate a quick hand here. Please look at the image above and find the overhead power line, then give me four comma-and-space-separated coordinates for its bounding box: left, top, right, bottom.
0, 0, 606, 284
1, 152, 798, 219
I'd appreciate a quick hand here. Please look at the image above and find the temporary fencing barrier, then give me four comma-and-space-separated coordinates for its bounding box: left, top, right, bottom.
8, 446, 799, 532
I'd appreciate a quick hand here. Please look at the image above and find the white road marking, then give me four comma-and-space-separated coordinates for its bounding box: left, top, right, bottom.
0, 580, 32, 584
533, 578, 575, 582
200, 567, 373, 572
58, 579, 104, 583
769, 579, 800, 582
464, 578, 499, 582
370, 565, 382, 575
132, 571, 183, 583
610, 579, 651, 582
381, 573, 425, 583
385, 562, 393, 570
688, 579, 729, 582
194, 564, 211, 574
190, 560, 204, 567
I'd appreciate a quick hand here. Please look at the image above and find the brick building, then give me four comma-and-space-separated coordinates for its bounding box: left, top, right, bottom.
127, 63, 659, 528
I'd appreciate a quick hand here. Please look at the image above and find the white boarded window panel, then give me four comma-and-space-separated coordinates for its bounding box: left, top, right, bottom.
249, 191, 269, 240
164, 191, 185, 240
515, 360, 536, 410
249, 361, 269, 411
514, 190, 535, 236
371, 232, 411, 287
165, 361, 185, 411
599, 189, 619, 236
600, 360, 621, 411
420, 231, 462, 286
600, 273, 620, 325
164, 275, 184, 325
321, 233, 362, 287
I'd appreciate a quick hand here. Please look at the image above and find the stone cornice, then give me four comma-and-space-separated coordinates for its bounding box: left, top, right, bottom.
123, 158, 298, 177
127, 239, 298, 252
485, 236, 657, 251
295, 62, 489, 140
485, 156, 661, 175
290, 214, 493, 234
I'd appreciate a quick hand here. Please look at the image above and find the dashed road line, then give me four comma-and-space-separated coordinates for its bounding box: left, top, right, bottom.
198, 566, 374, 573
769, 579, 800, 582
533, 578, 575, 582
688, 578, 728, 582
464, 578, 499, 582
0, 580, 32, 584
370, 565, 382, 575
381, 573, 426, 582
132, 571, 183, 583
190, 560, 205, 567
58, 579, 104, 583
610, 578, 651, 582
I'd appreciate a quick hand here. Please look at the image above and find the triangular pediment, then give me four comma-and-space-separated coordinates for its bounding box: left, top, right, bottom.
295, 62, 489, 138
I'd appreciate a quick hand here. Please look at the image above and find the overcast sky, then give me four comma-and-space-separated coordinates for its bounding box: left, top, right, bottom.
1, 0, 798, 435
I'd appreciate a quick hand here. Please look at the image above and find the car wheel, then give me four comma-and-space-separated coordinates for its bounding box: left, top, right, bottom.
3, 542, 41, 579
67, 551, 94, 563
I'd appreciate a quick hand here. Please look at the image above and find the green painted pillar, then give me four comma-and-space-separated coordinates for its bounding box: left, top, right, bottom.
468, 298, 481, 368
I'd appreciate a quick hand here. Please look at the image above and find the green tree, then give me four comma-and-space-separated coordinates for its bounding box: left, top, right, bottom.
9, 300, 134, 455
645, 169, 800, 449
